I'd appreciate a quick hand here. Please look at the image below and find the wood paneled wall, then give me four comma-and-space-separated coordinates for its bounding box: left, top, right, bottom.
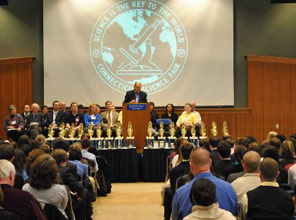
0, 57, 33, 139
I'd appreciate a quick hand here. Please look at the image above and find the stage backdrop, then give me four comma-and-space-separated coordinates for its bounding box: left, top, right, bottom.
44, 0, 234, 106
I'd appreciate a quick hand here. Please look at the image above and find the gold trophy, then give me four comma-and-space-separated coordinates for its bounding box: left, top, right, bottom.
106, 123, 113, 149
211, 121, 218, 137
158, 122, 166, 148
181, 123, 187, 138
190, 126, 196, 138
115, 124, 123, 148
68, 123, 76, 139
159, 122, 165, 138
58, 123, 65, 138
169, 122, 175, 138
88, 123, 94, 139
222, 121, 229, 136
126, 121, 134, 148
116, 124, 122, 138
190, 124, 198, 147
77, 123, 84, 139
96, 124, 102, 138
200, 122, 207, 139
48, 124, 55, 139
146, 121, 154, 148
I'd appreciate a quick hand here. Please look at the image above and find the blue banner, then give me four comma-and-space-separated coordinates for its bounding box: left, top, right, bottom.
127, 104, 147, 111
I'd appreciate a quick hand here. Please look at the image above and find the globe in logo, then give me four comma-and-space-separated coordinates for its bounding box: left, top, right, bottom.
90, 0, 188, 94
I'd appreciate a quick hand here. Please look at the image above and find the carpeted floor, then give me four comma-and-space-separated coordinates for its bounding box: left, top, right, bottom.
92, 182, 164, 220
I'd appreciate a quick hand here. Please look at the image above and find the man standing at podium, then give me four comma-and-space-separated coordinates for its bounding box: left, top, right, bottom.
123, 82, 147, 103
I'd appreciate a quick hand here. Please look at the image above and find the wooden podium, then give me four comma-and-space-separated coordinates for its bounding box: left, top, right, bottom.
122, 103, 151, 153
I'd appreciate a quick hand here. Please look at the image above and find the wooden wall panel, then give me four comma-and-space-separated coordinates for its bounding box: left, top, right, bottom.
0, 57, 33, 140
290, 64, 296, 134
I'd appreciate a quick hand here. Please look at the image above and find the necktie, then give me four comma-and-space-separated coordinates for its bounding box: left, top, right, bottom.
136, 94, 139, 103
108, 113, 111, 124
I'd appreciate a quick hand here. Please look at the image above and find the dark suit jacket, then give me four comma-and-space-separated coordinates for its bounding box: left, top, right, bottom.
25, 112, 45, 128
169, 161, 190, 192
47, 111, 65, 126
123, 90, 147, 103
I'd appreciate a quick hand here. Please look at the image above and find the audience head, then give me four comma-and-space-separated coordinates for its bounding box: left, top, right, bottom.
225, 138, 234, 148
52, 100, 60, 111
260, 157, 279, 182
222, 135, 233, 141
20, 144, 31, 157
242, 151, 261, 173
189, 101, 196, 110
235, 137, 250, 148
69, 148, 83, 161
88, 103, 97, 115
30, 140, 41, 150
190, 148, 211, 175
69, 142, 82, 151
8, 105, 17, 115
96, 104, 101, 114
175, 138, 187, 154
184, 103, 193, 114
41, 105, 48, 115
134, 81, 142, 93
246, 135, 257, 144
190, 178, 216, 206
180, 143, 194, 160
165, 103, 175, 114
23, 104, 31, 113
40, 144, 51, 154
81, 138, 92, 150
199, 139, 210, 152
31, 103, 40, 114
209, 136, 220, 149
0, 160, 16, 186
70, 102, 78, 114
269, 137, 281, 150
233, 145, 247, 164
60, 101, 66, 111
18, 134, 30, 147
267, 131, 278, 142
80, 133, 90, 141
51, 149, 69, 166
25, 149, 44, 176
105, 100, 113, 111
29, 154, 58, 190
276, 134, 286, 143
0, 144, 15, 161
35, 134, 46, 145
53, 138, 69, 151
217, 141, 231, 159
263, 145, 279, 162
13, 149, 26, 173
279, 140, 294, 159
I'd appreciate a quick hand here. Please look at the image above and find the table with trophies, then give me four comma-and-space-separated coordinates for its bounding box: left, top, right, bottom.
46, 118, 230, 182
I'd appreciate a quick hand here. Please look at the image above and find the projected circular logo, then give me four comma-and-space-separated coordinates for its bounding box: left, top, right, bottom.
90, 0, 188, 94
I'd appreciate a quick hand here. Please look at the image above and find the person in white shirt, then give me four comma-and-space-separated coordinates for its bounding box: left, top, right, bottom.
81, 138, 98, 172
182, 101, 201, 125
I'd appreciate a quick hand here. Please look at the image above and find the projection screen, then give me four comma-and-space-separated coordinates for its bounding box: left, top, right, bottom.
44, 0, 234, 106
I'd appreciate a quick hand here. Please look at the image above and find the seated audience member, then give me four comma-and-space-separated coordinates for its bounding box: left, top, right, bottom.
60, 101, 67, 113
78, 104, 84, 115
0, 160, 47, 220
149, 102, 159, 130
47, 100, 64, 128
13, 149, 28, 189
235, 137, 250, 148
23, 154, 69, 218
269, 137, 281, 150
81, 138, 98, 172
209, 136, 221, 169
35, 134, 46, 145
52, 149, 93, 220
183, 178, 236, 220
40, 143, 51, 154
164, 143, 194, 220
181, 101, 202, 125
18, 134, 30, 147
172, 148, 238, 220
4, 105, 24, 142
53, 137, 69, 151
231, 151, 261, 202
25, 149, 45, 178
21, 104, 31, 122
65, 102, 84, 133
263, 145, 288, 184
101, 101, 119, 136
215, 141, 235, 179
199, 139, 211, 152
241, 158, 294, 220
162, 103, 178, 125
246, 135, 256, 144
41, 105, 49, 128
171, 139, 189, 168
176, 103, 199, 138
276, 134, 286, 143
266, 131, 278, 142
224, 145, 247, 180
0, 186, 18, 220
279, 140, 295, 168
69, 148, 88, 180
84, 104, 101, 130
25, 103, 45, 139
